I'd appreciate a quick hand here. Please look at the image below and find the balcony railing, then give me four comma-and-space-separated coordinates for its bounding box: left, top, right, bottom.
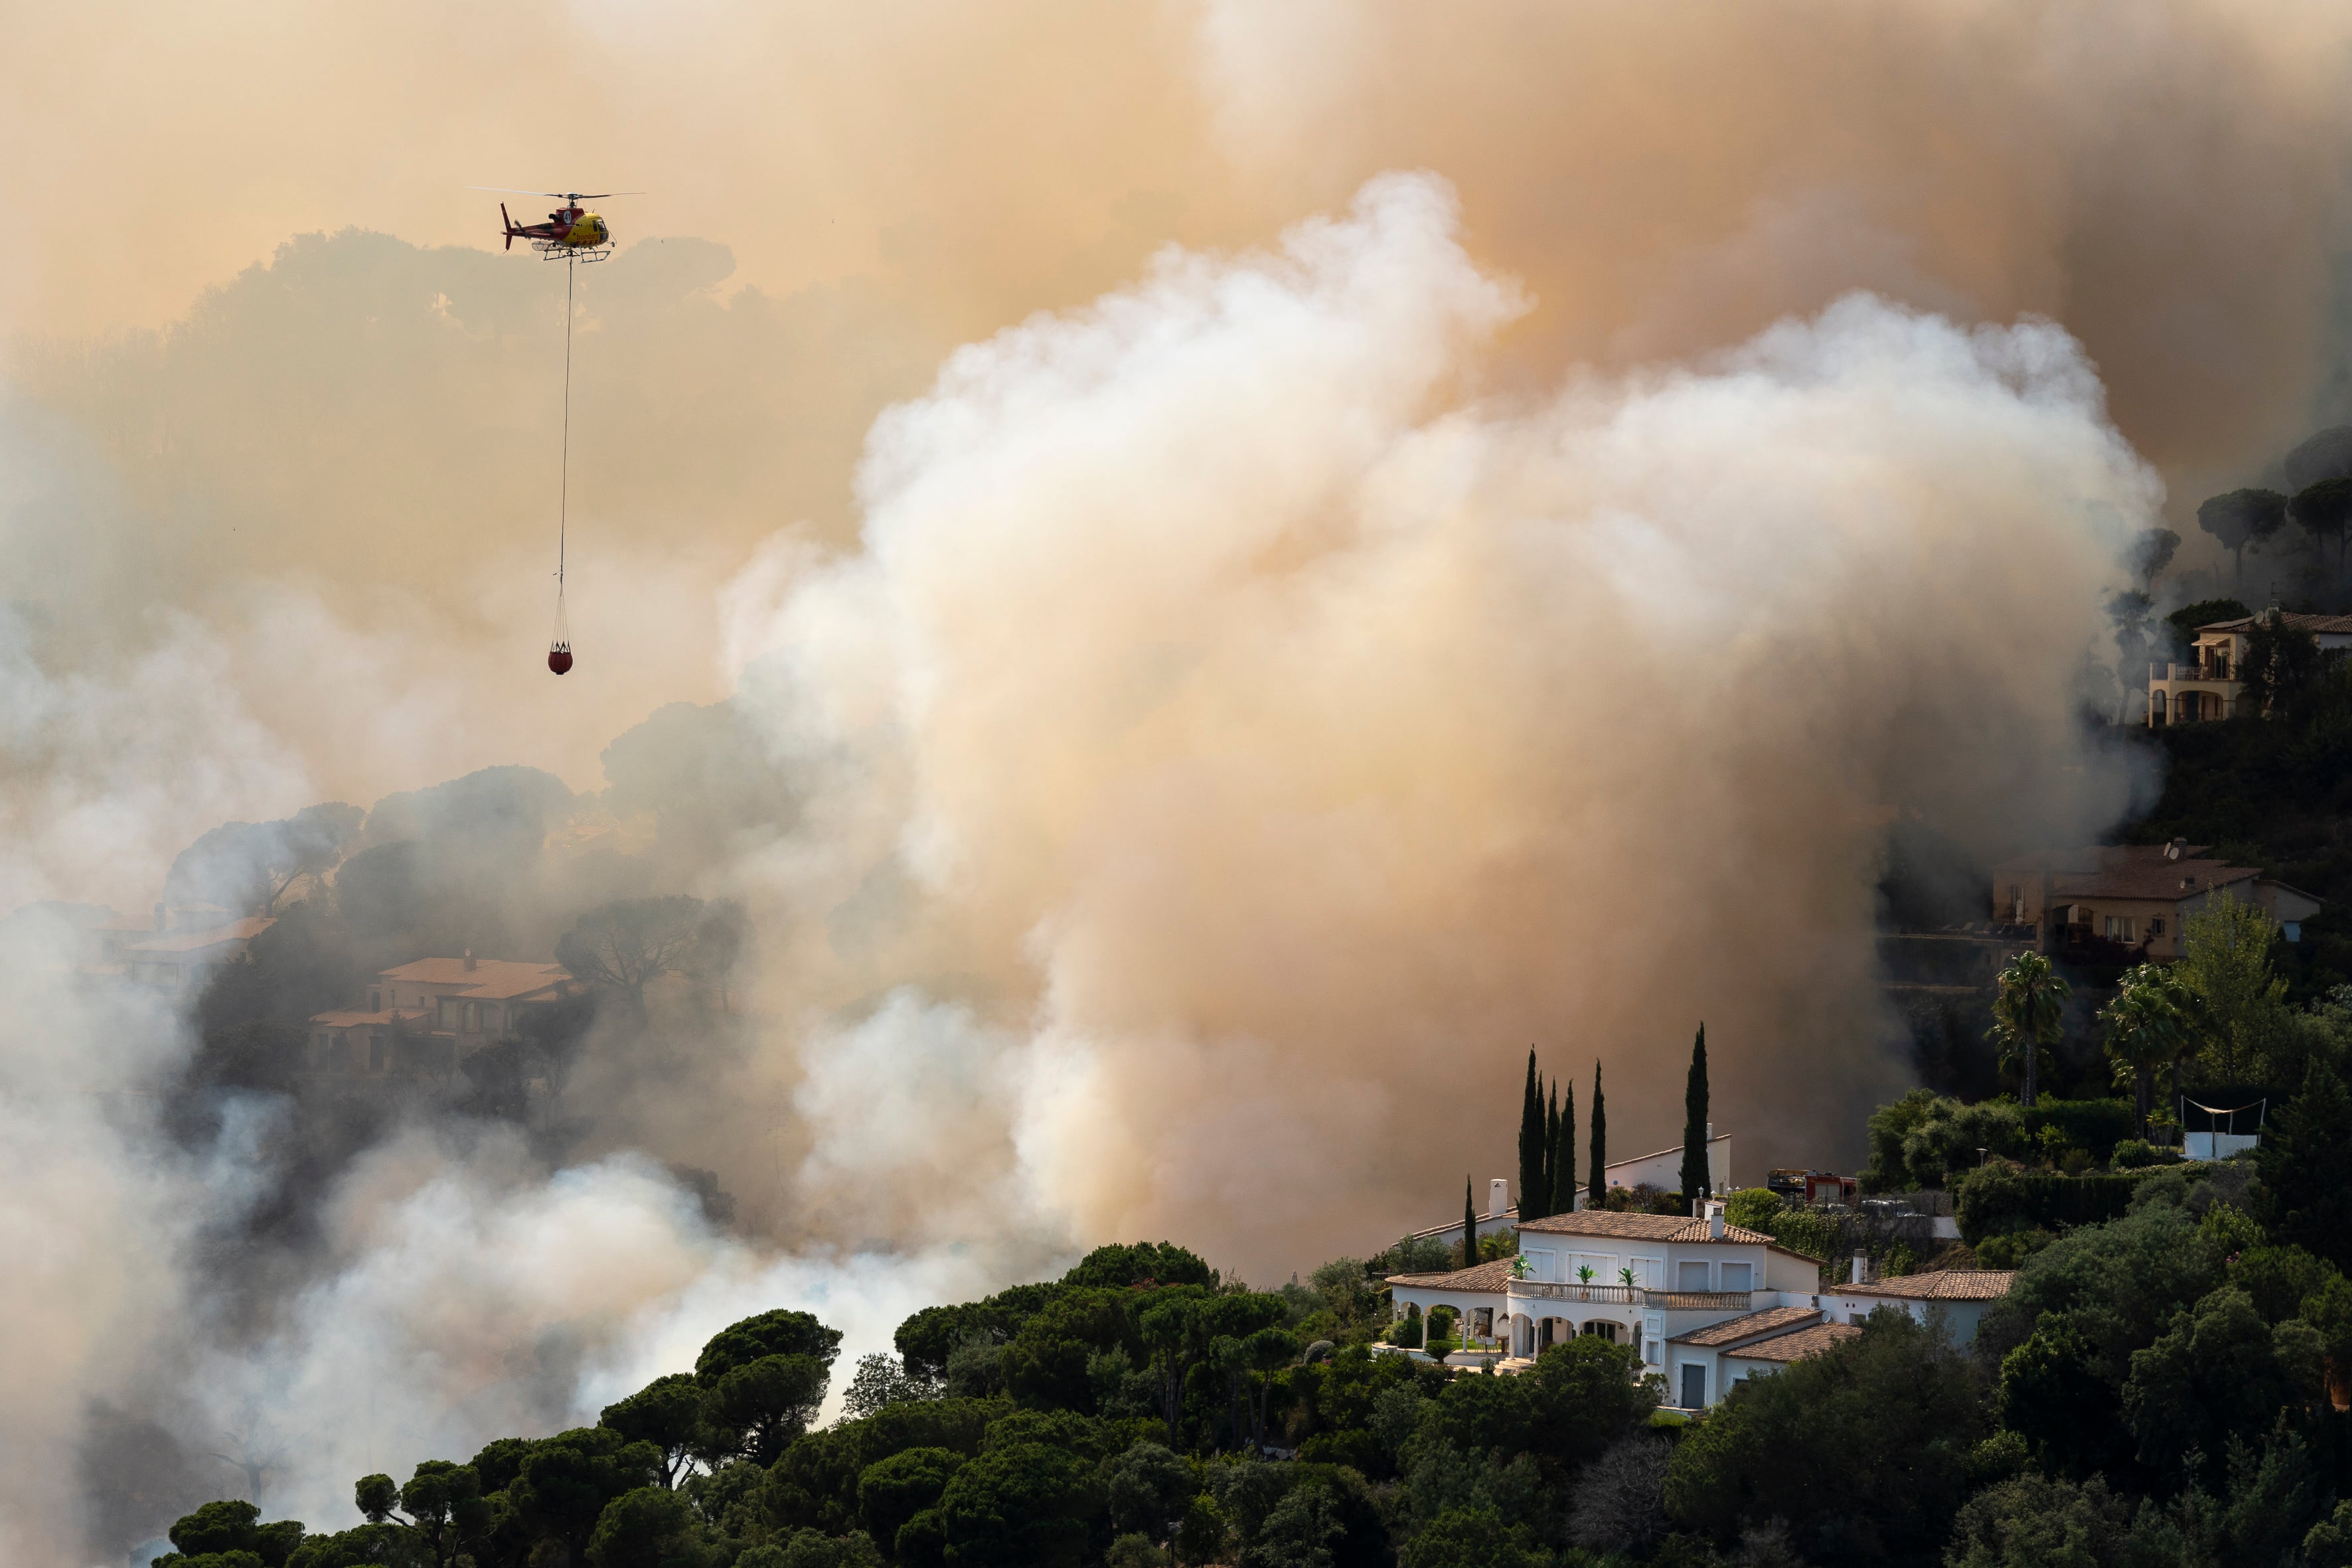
2149, 661, 2234, 683
1508, 1282, 1757, 1310
1512, 1282, 1638, 1303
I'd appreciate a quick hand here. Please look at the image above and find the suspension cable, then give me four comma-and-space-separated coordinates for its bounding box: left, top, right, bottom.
560, 255, 573, 594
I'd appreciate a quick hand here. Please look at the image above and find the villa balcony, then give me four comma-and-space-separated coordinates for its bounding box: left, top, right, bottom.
1508, 1282, 1757, 1310
2150, 661, 2233, 683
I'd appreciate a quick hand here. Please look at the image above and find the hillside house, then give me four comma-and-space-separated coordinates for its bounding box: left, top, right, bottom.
308, 955, 571, 1077
2148, 609, 2352, 726
1387, 1203, 2013, 1410
1596, 1129, 1731, 1204
1395, 1179, 1524, 1255
1820, 1261, 2016, 1342
117, 910, 275, 995
1992, 844, 2320, 959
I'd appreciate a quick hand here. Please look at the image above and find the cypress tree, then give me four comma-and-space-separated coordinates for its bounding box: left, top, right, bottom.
1462, 1176, 1478, 1267
1518, 1051, 1543, 1221
1552, 1076, 1577, 1215
1541, 1085, 1559, 1222
1587, 1059, 1607, 1210
1680, 1024, 1711, 1209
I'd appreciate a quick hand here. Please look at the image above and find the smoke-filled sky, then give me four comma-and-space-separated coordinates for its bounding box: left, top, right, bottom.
7, 1, 2352, 1560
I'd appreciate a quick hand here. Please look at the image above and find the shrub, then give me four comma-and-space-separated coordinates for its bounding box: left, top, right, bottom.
1723, 1188, 1784, 1231
1954, 1162, 2148, 1243
2111, 1138, 2183, 1170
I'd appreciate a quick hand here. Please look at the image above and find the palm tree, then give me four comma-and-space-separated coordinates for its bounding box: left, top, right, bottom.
1989, 951, 2071, 1108
2100, 963, 2188, 1141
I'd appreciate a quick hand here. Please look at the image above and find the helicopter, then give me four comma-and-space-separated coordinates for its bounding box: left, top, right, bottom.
473, 185, 641, 674
469, 188, 636, 260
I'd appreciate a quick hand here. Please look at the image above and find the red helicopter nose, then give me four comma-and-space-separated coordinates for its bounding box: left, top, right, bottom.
548, 648, 574, 675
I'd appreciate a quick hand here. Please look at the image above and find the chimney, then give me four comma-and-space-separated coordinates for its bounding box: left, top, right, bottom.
152, 902, 165, 931
1851, 1253, 1866, 1286
1705, 1201, 1726, 1239
1488, 1178, 1510, 1219
463, 949, 477, 971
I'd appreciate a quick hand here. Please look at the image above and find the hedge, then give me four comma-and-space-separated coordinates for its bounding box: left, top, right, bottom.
1953, 1163, 2150, 1243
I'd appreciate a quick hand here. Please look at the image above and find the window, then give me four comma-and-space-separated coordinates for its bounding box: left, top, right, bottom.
1676, 1260, 1711, 1291
1524, 1249, 1555, 1282
368, 989, 381, 1010
1628, 1256, 1664, 1289
2104, 915, 2136, 943
1680, 1364, 1707, 1409
463, 1001, 479, 1032
438, 996, 459, 1028
1581, 1320, 1619, 1342
2152, 689, 2167, 722
2150, 918, 2166, 937
1720, 1261, 1753, 1293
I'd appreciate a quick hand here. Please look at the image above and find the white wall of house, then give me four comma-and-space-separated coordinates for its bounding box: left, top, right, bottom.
1820, 1293, 1997, 1344
1599, 1134, 1732, 1199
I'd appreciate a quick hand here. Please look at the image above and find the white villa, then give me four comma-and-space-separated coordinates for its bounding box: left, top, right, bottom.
1387, 1199, 2013, 1411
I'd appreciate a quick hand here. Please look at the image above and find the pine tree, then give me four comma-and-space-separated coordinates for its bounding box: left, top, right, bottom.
1518, 1051, 1543, 1222
1588, 1059, 1608, 1210
1680, 1024, 1711, 1210
2258, 1054, 2352, 1270
1462, 1176, 1478, 1267
1552, 1075, 1577, 1214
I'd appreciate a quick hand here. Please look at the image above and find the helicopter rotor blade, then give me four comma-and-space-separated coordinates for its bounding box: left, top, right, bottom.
466, 187, 643, 199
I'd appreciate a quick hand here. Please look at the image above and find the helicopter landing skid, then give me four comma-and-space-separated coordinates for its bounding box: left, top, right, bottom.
532, 240, 613, 263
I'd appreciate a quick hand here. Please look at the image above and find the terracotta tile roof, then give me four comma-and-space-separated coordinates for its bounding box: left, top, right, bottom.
1836, 1269, 2016, 1302
2050, 860, 2258, 903
1998, 845, 2268, 904
2201, 611, 2352, 636
1721, 1322, 1862, 1364
307, 1009, 423, 1028
119, 917, 275, 955
378, 958, 570, 999
1385, 1258, 1517, 1293
1518, 1211, 1775, 1244
1669, 1305, 1826, 1347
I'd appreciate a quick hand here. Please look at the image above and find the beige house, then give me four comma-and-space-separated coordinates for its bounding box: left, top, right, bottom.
118, 913, 275, 995
1388, 1208, 2012, 1410
309, 955, 572, 1078
1992, 844, 2320, 959
2148, 609, 2352, 726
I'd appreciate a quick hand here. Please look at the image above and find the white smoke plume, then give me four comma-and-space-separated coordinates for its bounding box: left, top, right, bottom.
722, 173, 2153, 1271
